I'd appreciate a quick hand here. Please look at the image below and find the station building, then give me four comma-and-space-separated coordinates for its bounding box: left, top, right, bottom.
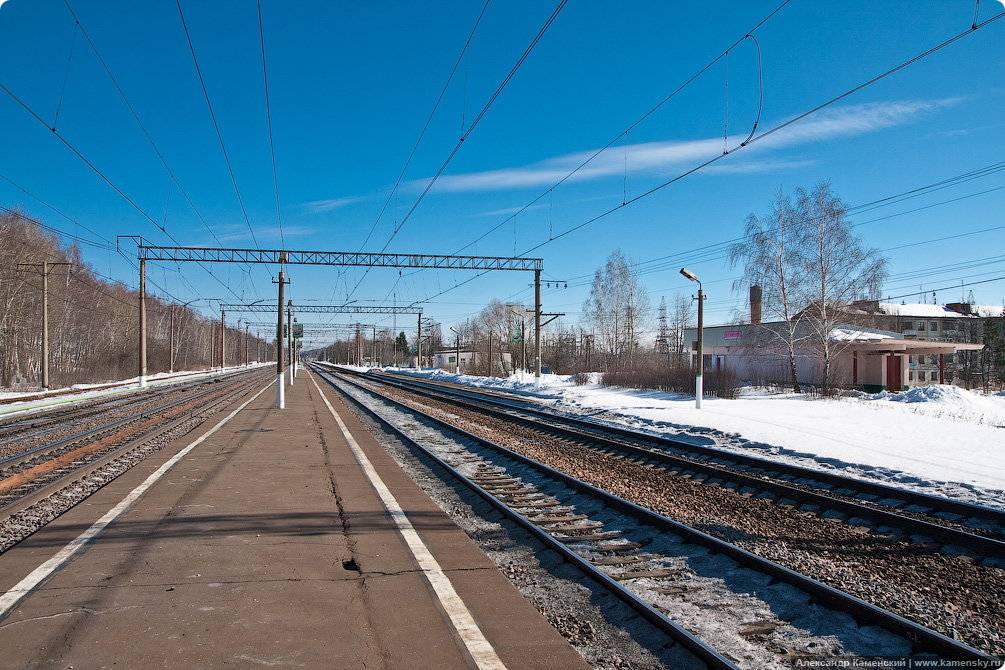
682, 295, 994, 392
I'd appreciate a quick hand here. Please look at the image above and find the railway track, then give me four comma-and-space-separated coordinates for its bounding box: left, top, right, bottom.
355, 367, 1005, 561
314, 364, 1004, 667
0, 371, 262, 459
0, 368, 270, 548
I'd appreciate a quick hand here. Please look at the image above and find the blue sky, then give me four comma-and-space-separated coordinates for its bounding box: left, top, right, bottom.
1, 0, 1003, 348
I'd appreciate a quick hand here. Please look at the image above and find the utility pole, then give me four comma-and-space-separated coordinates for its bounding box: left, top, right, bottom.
275, 264, 288, 409
288, 302, 294, 385
220, 306, 226, 372
169, 304, 175, 374
140, 258, 147, 387
450, 327, 460, 374
534, 269, 542, 386
18, 261, 71, 390
245, 323, 250, 366
416, 313, 422, 369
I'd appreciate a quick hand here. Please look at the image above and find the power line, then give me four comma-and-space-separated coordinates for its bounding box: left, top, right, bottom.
175, 0, 261, 249
0, 72, 251, 303
346, 0, 569, 303
62, 1, 238, 255
356, 0, 492, 255
450, 1, 790, 258
515, 11, 1004, 261
257, 0, 284, 249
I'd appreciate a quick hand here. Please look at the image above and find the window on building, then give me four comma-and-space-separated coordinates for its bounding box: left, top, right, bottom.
918, 371, 926, 382
917, 321, 926, 331
908, 371, 914, 381
930, 322, 939, 331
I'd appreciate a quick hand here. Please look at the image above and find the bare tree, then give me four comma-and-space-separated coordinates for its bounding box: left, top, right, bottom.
581, 249, 651, 369
668, 291, 694, 367
796, 182, 887, 394
728, 187, 806, 392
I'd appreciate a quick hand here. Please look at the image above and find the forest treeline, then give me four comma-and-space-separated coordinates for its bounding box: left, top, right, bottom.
1, 209, 265, 390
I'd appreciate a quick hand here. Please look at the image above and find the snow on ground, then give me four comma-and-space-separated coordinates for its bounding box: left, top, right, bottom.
388, 367, 1005, 510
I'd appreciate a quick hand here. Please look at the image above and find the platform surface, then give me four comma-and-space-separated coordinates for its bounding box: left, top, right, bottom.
0, 368, 589, 669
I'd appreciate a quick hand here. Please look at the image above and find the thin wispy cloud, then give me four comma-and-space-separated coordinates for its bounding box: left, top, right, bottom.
475, 203, 549, 217
426, 99, 956, 193
302, 195, 366, 213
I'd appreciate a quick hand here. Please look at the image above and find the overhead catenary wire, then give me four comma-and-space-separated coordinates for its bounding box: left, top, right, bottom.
62, 2, 236, 253
355, 0, 492, 255
257, 0, 284, 250
345, 0, 569, 304
514, 11, 1005, 261
0, 37, 252, 304
175, 0, 261, 250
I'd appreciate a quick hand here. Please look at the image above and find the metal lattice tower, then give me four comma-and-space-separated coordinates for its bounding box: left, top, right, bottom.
655, 296, 670, 365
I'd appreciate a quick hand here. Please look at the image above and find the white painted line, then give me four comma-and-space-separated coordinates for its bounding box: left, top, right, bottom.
0, 381, 274, 620
310, 371, 508, 670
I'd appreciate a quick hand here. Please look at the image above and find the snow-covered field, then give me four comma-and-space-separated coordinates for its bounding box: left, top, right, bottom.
387, 367, 1005, 510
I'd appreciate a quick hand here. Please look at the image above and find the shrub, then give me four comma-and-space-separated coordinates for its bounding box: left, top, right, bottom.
600, 365, 740, 399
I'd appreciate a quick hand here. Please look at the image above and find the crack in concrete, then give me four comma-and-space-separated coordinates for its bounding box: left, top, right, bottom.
314, 404, 362, 577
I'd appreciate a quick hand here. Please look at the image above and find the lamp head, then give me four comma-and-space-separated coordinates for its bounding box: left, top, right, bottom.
679, 267, 699, 283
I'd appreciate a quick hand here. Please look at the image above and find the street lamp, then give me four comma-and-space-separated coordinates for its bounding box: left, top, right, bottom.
449, 327, 460, 374
680, 267, 704, 409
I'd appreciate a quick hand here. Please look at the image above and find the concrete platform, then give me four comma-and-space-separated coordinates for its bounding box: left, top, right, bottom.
0, 367, 589, 669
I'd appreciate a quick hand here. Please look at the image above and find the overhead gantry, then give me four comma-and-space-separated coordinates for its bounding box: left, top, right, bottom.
130, 243, 545, 408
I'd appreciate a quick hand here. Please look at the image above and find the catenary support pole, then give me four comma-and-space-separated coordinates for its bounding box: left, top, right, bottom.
277, 269, 285, 409
287, 301, 294, 385
169, 305, 175, 374
139, 258, 147, 388
41, 261, 49, 390
220, 307, 226, 372
534, 269, 541, 386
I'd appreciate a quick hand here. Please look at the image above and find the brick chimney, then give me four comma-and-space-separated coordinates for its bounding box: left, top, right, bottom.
750, 285, 762, 325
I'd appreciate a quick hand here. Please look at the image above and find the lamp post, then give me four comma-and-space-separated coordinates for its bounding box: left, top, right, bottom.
449, 327, 460, 374
680, 267, 704, 409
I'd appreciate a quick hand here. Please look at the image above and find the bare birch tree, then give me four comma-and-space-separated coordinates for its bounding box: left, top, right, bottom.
728, 186, 806, 392
582, 250, 651, 369
796, 182, 887, 394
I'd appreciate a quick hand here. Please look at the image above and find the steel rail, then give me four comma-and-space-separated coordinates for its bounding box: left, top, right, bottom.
313, 365, 738, 670
362, 369, 1005, 551
319, 365, 1002, 667
0, 373, 264, 521
0, 369, 265, 472
0, 370, 255, 447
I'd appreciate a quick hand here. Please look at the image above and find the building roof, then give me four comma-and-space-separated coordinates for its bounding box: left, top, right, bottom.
877, 303, 962, 318
876, 302, 1004, 318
